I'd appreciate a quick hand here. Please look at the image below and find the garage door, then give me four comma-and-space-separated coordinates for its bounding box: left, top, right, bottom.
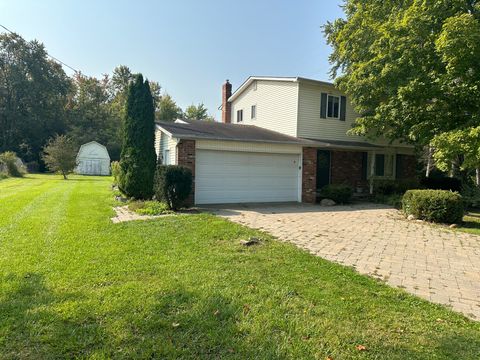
195, 150, 301, 204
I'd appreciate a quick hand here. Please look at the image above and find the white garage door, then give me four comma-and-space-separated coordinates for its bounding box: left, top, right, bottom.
195, 150, 301, 204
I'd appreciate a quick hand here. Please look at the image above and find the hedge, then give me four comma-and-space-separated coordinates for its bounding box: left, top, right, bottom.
319, 184, 353, 204
402, 190, 464, 224
154, 165, 192, 210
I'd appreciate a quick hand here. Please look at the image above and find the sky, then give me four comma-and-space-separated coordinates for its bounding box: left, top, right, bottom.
0, 0, 344, 119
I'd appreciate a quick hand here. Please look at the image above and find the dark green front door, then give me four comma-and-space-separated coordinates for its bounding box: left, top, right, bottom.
316, 150, 331, 190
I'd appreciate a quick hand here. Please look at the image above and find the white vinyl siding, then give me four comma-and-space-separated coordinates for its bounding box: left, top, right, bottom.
156, 129, 177, 165
231, 80, 298, 137
297, 82, 364, 142
196, 140, 302, 154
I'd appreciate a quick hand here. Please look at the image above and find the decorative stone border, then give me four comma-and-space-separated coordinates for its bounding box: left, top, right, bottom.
111, 206, 174, 223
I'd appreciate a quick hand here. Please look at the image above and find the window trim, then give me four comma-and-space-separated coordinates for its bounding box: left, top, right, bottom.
237, 109, 243, 123
251, 105, 256, 120
326, 94, 341, 119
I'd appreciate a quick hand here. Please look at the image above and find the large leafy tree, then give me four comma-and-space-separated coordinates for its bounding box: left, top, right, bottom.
0, 32, 71, 168
156, 94, 182, 122
324, 0, 480, 146
184, 103, 214, 121
67, 73, 121, 159
119, 74, 156, 199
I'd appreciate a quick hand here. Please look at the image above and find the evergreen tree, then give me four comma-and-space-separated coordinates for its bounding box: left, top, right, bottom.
119, 74, 156, 199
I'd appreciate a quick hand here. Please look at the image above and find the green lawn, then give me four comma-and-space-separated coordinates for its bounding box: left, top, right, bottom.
1, 175, 480, 359
459, 211, 480, 235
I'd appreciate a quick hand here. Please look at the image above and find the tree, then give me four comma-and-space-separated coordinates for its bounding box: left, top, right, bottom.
184, 103, 214, 121
432, 127, 480, 186
42, 135, 78, 179
0, 32, 71, 168
66, 73, 122, 160
323, 1, 480, 147
156, 94, 182, 121
119, 74, 156, 199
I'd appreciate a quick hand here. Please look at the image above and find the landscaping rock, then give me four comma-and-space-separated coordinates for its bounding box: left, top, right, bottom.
320, 198, 336, 206
115, 195, 128, 203
407, 214, 416, 221
240, 237, 261, 246
449, 223, 458, 229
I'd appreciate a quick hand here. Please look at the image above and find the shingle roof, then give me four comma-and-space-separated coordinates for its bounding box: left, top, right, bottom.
156, 120, 312, 145
156, 120, 384, 149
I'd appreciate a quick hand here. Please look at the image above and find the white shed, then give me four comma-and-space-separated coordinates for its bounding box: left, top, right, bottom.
75, 141, 111, 176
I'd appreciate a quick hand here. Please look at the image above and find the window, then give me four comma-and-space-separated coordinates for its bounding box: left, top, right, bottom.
327, 95, 340, 119
237, 109, 243, 123
163, 149, 170, 165
251, 105, 256, 119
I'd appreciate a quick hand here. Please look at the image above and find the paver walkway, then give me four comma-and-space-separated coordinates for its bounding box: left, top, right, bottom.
212, 203, 480, 320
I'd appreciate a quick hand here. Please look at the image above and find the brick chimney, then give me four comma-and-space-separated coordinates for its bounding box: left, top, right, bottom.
222, 80, 232, 123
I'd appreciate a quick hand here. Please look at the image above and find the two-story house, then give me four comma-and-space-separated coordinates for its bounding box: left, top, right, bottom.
155, 76, 416, 205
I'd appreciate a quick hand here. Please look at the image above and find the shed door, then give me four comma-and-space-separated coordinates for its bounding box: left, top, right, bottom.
195, 150, 301, 205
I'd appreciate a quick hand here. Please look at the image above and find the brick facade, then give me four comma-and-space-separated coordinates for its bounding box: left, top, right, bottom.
302, 147, 317, 203
177, 140, 196, 206
330, 150, 368, 188
397, 154, 417, 179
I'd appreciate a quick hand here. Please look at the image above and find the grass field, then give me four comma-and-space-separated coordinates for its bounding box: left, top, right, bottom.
459, 210, 480, 235
1, 175, 480, 359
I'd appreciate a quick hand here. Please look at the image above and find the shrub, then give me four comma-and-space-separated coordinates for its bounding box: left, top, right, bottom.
461, 184, 480, 209
402, 190, 464, 223
420, 174, 462, 192
154, 165, 193, 210
111, 161, 121, 185
319, 184, 353, 204
374, 178, 420, 195
128, 200, 172, 215
0, 151, 24, 177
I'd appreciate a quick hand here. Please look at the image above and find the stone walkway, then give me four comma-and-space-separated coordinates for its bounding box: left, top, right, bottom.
212, 203, 480, 320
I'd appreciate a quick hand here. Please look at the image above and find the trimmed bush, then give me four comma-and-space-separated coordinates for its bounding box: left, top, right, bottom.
319, 184, 353, 204
402, 190, 464, 223
111, 161, 121, 185
154, 165, 192, 210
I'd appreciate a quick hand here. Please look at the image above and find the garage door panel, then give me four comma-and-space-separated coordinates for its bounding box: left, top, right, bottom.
195, 150, 300, 204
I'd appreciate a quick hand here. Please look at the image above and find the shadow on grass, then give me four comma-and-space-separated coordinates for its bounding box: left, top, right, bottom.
0, 273, 107, 359
1, 274, 479, 358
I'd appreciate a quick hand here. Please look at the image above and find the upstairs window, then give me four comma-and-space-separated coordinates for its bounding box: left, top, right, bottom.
321, 93, 346, 121
327, 95, 340, 119
237, 109, 243, 123
251, 105, 256, 119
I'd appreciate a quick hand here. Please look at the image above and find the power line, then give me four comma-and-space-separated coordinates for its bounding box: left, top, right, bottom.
0, 23, 80, 73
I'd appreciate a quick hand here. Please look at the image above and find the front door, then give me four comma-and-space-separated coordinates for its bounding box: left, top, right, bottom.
316, 150, 331, 190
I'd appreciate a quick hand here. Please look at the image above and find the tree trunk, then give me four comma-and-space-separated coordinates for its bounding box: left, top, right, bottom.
425, 146, 432, 177
62, 170, 68, 180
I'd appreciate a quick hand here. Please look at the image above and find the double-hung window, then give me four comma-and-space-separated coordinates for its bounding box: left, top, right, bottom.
237, 109, 243, 123
327, 95, 340, 119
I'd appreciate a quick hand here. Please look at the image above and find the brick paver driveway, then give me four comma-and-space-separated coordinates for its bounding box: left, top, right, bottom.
212, 203, 480, 320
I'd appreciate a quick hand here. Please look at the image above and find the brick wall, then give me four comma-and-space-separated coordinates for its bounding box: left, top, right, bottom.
177, 140, 196, 206
302, 147, 317, 203
330, 150, 367, 188
398, 154, 417, 179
